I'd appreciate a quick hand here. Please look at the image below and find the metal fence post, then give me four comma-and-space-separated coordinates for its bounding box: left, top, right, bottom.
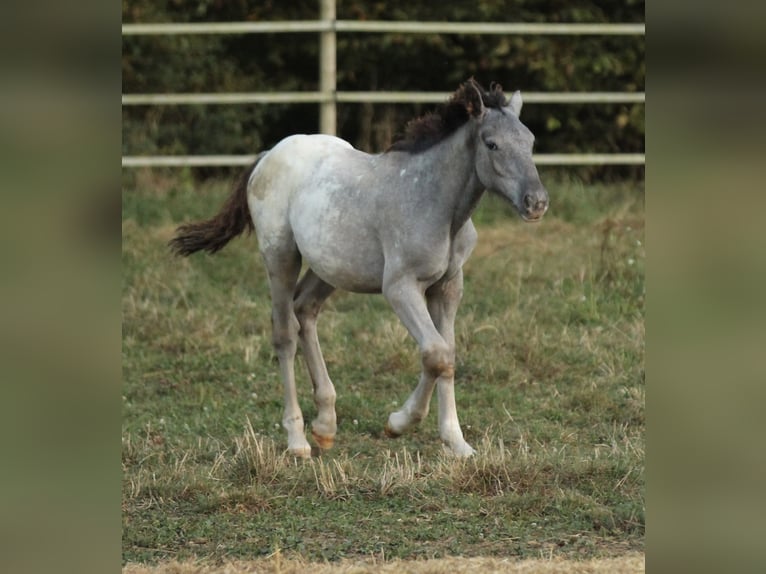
319, 0, 337, 135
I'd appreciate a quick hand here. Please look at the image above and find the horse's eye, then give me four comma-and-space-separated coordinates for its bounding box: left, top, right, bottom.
485, 141, 498, 151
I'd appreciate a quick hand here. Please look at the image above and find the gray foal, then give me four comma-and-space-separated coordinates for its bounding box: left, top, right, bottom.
171, 79, 548, 457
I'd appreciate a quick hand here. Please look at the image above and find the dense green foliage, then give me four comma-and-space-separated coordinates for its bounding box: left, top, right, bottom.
122, 1, 644, 180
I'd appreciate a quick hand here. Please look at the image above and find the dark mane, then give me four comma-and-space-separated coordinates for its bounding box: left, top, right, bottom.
387, 79, 507, 154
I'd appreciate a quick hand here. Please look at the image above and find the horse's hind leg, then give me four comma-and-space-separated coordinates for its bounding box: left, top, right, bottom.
263, 246, 311, 458
294, 269, 337, 451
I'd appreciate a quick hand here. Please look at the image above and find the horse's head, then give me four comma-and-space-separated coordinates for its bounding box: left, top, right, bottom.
465, 82, 549, 222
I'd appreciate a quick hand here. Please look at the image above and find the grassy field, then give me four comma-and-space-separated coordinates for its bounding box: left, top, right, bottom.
122, 170, 644, 568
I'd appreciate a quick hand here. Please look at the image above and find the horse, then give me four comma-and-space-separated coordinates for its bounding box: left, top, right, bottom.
170, 79, 549, 458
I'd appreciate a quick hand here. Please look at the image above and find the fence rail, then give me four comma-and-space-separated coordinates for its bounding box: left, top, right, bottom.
122, 3, 645, 168
122, 91, 645, 106
121, 153, 645, 168
122, 20, 645, 36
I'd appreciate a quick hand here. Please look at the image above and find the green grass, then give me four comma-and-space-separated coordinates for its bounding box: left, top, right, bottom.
122, 171, 644, 565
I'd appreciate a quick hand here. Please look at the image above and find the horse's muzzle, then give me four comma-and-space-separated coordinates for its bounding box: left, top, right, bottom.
521, 190, 549, 221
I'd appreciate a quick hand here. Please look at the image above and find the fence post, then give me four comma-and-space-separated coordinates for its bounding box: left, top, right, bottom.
319, 0, 336, 135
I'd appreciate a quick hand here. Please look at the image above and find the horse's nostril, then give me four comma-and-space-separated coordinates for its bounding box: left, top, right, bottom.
534, 200, 547, 213
524, 194, 534, 208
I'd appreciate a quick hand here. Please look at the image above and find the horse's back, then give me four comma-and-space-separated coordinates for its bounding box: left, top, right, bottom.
247, 134, 385, 291
271, 133, 355, 171
249, 134, 357, 198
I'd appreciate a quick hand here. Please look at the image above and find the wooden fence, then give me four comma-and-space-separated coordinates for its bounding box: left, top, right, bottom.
122, 0, 645, 167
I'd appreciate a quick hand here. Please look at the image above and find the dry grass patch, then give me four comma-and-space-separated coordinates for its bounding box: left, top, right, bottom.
123, 553, 645, 573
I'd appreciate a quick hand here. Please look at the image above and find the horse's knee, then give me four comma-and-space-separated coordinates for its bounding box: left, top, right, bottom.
272, 335, 296, 357
313, 386, 336, 408
422, 342, 454, 379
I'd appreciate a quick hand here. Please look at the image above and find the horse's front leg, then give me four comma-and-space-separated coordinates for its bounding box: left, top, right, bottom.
426, 269, 475, 457
382, 275, 475, 456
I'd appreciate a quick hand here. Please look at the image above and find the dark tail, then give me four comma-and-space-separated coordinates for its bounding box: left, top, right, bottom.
169, 153, 266, 256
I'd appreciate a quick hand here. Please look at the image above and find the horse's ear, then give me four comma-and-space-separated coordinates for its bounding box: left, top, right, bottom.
508, 90, 523, 116
464, 79, 486, 119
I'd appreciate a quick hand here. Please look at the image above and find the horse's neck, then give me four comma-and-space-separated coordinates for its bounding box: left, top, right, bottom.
414, 125, 485, 234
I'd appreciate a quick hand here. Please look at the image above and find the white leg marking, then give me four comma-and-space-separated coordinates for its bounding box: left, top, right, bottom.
436, 376, 475, 457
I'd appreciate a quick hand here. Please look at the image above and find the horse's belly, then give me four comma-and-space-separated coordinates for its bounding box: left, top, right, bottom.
292, 213, 384, 293
299, 240, 384, 293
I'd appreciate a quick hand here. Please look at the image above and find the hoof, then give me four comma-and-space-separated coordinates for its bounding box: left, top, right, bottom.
442, 442, 476, 458
311, 429, 335, 451
383, 422, 402, 439
288, 445, 312, 459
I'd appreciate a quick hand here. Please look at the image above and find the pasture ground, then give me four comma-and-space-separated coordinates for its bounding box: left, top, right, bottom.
122, 171, 644, 569
123, 552, 644, 573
